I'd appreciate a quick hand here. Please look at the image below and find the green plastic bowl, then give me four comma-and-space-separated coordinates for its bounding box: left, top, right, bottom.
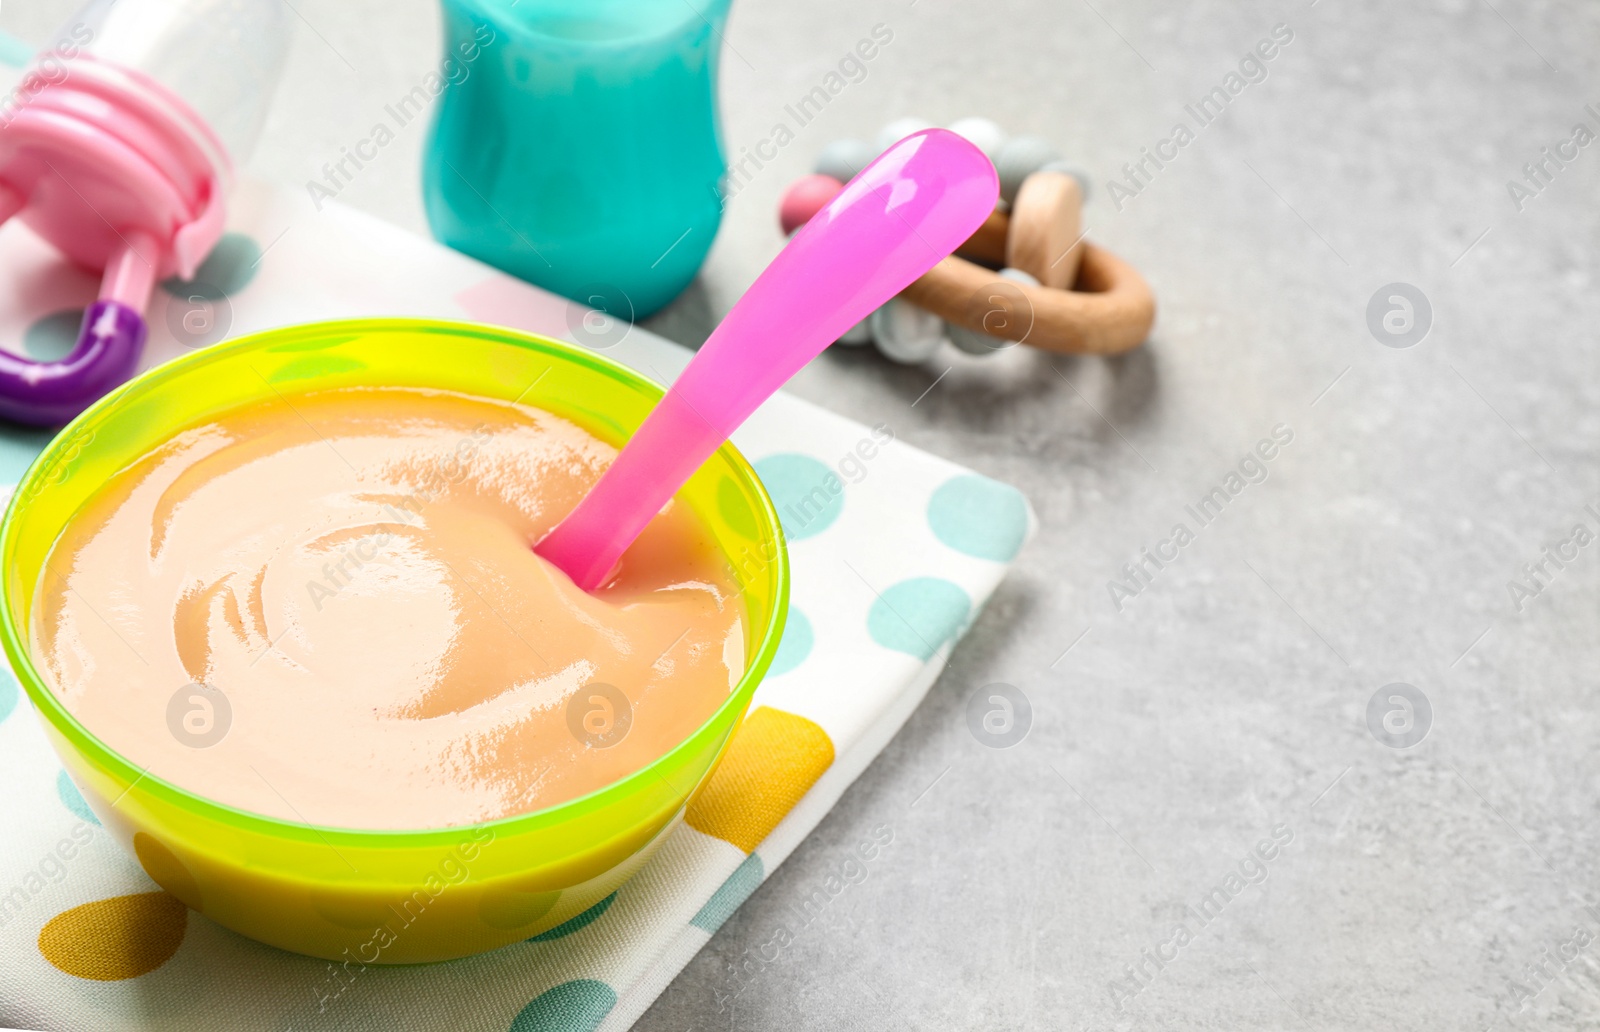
0, 319, 789, 963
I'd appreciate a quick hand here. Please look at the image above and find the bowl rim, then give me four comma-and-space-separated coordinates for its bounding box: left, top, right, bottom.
0, 317, 790, 847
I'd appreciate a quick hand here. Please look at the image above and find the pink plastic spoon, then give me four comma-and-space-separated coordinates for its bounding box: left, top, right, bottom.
537, 129, 999, 590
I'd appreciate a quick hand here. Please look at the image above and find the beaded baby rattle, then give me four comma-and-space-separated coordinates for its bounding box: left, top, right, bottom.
779, 117, 1157, 362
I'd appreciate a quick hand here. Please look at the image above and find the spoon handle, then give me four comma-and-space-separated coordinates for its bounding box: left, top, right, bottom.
538, 129, 999, 590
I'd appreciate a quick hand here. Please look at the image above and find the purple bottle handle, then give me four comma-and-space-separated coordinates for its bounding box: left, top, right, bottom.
0, 301, 148, 427
0, 200, 157, 428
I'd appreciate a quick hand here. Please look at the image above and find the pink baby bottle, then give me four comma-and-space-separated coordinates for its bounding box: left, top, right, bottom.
0, 0, 292, 426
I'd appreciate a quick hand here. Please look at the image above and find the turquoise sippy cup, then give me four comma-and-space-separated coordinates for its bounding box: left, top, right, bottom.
422, 0, 731, 320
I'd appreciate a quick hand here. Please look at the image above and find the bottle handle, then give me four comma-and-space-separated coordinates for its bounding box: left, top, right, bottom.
0, 201, 155, 427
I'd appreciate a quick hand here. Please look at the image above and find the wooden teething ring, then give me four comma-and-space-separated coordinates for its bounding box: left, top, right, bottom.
902, 170, 1156, 356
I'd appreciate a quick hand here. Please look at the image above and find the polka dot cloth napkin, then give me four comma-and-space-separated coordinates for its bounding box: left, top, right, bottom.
0, 53, 1032, 1031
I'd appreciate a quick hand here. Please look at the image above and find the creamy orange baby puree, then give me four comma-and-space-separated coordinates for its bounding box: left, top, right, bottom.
31, 387, 746, 829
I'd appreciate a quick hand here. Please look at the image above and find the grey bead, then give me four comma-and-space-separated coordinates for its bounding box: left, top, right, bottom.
815, 139, 875, 183
946, 116, 1008, 159
1001, 267, 1042, 286
874, 117, 936, 154
947, 268, 1041, 355
1039, 159, 1091, 203
835, 316, 873, 346
869, 300, 945, 363
996, 136, 1063, 205
947, 322, 1001, 356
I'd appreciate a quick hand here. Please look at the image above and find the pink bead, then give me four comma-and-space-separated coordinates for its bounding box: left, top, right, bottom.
778, 174, 844, 235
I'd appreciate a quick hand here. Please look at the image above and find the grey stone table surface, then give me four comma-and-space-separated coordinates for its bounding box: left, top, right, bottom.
8, 0, 1598, 1027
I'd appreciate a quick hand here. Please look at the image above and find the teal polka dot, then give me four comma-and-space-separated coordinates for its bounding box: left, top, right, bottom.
867, 577, 971, 660
23, 309, 84, 362
928, 474, 1029, 561
56, 770, 99, 825
526, 892, 615, 942
755, 454, 842, 541
0, 662, 16, 724
767, 609, 812, 677
691, 853, 763, 933
160, 232, 262, 300
509, 979, 616, 1032
0, 425, 56, 484
0, 31, 29, 68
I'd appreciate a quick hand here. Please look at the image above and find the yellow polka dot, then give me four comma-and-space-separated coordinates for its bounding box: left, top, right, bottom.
686, 706, 834, 852
38, 892, 187, 980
